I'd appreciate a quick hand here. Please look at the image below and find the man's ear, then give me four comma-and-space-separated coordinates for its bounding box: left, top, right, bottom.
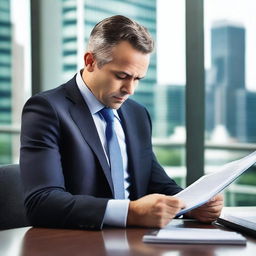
84, 52, 96, 72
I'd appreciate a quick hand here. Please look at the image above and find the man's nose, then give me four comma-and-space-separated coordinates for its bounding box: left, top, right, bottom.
122, 80, 136, 95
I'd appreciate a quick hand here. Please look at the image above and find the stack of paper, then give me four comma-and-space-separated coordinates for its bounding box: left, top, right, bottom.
143, 227, 246, 245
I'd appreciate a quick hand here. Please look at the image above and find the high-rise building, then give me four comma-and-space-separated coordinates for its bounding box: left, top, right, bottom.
61, 0, 78, 82
211, 21, 245, 90
61, 0, 157, 120
0, 0, 12, 164
154, 85, 185, 138
206, 21, 246, 139
0, 0, 12, 124
236, 90, 256, 143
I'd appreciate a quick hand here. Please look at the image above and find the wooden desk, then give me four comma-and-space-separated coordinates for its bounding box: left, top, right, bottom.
0, 220, 256, 256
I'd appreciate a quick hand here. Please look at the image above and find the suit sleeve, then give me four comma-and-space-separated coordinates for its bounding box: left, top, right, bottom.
20, 95, 108, 230
144, 108, 183, 196
147, 153, 183, 195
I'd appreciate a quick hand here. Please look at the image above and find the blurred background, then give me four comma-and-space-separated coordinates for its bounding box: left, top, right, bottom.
0, 0, 256, 206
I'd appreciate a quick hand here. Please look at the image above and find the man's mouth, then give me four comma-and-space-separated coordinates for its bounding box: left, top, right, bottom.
113, 96, 127, 102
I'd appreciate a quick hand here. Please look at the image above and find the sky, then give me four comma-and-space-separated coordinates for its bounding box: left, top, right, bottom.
11, 0, 31, 97
157, 0, 256, 91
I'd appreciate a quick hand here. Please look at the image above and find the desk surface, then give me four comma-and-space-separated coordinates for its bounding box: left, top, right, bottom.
1, 219, 256, 256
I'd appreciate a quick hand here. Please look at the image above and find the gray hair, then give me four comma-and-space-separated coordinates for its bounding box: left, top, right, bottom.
87, 15, 154, 68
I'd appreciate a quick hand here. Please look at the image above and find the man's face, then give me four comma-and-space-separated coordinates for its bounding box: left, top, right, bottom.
85, 41, 150, 109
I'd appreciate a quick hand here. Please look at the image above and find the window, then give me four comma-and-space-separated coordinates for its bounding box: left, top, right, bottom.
204, 0, 256, 206
1, 0, 255, 208
0, 0, 30, 164
154, 0, 186, 187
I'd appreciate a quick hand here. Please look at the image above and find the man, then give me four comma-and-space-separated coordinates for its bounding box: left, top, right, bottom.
20, 15, 223, 230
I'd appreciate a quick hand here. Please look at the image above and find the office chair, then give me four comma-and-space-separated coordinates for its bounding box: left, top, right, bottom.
0, 164, 30, 230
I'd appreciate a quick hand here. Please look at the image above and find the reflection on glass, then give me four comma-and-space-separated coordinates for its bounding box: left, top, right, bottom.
204, 0, 256, 206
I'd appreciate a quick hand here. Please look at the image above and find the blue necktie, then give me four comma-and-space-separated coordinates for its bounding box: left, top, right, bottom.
99, 108, 125, 199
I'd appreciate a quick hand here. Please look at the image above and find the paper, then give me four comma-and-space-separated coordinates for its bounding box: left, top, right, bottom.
174, 151, 256, 216
143, 227, 246, 244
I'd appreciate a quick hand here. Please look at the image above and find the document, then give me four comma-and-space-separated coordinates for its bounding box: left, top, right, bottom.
174, 150, 256, 216
143, 227, 246, 244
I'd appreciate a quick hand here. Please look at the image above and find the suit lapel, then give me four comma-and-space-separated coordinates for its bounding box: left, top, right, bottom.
64, 78, 114, 195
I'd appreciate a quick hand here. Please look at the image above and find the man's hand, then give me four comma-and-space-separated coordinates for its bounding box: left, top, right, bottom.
185, 194, 224, 223
127, 194, 185, 228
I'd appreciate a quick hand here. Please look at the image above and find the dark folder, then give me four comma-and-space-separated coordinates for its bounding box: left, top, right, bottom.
218, 212, 256, 238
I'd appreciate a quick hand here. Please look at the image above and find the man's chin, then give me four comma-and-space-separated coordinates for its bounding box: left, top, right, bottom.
110, 103, 123, 109
107, 101, 125, 109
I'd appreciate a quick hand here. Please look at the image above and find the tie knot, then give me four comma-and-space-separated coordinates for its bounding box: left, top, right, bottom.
99, 108, 115, 123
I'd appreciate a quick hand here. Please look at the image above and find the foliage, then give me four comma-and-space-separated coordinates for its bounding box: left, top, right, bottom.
153, 147, 184, 166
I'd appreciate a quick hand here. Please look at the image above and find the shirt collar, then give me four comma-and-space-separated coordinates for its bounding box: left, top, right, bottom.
76, 70, 120, 120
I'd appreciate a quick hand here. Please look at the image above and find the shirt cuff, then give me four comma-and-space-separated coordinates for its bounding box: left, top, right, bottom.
103, 199, 130, 227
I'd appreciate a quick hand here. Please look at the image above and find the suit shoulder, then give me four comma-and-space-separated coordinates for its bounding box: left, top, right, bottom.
124, 98, 148, 112
122, 98, 152, 125
25, 75, 77, 107
33, 84, 66, 101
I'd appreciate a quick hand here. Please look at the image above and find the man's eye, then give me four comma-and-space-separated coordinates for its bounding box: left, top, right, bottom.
115, 74, 127, 80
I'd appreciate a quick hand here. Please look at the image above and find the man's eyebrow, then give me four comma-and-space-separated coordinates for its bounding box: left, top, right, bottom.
115, 71, 145, 80
115, 71, 132, 77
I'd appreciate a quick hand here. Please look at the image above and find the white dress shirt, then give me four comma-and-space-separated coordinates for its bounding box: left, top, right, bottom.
76, 70, 130, 227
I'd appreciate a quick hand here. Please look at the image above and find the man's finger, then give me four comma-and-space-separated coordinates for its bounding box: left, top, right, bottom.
206, 200, 223, 207
165, 197, 186, 209
210, 194, 224, 202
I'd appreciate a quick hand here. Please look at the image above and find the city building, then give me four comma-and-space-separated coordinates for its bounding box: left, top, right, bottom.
206, 21, 248, 141
0, 0, 12, 124
236, 90, 256, 143
154, 85, 185, 138
0, 0, 12, 164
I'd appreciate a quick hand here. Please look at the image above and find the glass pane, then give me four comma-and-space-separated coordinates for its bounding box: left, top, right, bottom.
204, 0, 256, 206
154, 0, 186, 186
0, 132, 20, 164
0, 0, 30, 164
0, 0, 11, 127
0, 0, 13, 164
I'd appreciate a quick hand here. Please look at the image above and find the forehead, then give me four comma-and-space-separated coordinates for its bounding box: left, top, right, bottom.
106, 41, 150, 75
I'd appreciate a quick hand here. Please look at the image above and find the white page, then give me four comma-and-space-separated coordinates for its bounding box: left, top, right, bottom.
174, 151, 256, 216
143, 227, 246, 244
157, 228, 243, 240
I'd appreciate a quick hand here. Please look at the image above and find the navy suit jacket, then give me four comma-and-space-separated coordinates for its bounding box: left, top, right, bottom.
20, 75, 182, 230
